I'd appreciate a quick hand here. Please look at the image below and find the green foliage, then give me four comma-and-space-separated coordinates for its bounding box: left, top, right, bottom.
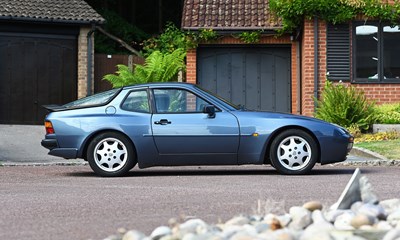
314, 81, 376, 131
355, 137, 400, 159
198, 28, 218, 42
134, 48, 186, 83
355, 131, 400, 143
238, 31, 262, 43
143, 22, 197, 56
95, 9, 149, 54
143, 23, 220, 56
102, 65, 140, 88
374, 103, 400, 124
269, 0, 400, 33
103, 48, 186, 87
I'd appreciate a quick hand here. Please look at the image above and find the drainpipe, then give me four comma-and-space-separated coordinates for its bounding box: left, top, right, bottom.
87, 24, 96, 96
296, 40, 301, 115
313, 17, 319, 110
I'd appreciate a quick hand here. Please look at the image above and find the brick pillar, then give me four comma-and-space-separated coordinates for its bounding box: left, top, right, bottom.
186, 49, 197, 84
77, 27, 94, 98
301, 19, 315, 116
301, 19, 327, 116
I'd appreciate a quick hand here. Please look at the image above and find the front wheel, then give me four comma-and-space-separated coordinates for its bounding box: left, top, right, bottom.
87, 132, 136, 177
269, 129, 318, 175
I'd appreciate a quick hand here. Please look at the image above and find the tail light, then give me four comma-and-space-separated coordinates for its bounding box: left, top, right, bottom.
45, 121, 55, 134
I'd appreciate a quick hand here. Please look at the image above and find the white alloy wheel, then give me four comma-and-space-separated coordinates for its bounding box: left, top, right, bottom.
93, 137, 128, 172
276, 136, 312, 171
269, 129, 318, 175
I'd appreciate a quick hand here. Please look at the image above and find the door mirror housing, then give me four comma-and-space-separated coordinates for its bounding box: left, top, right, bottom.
203, 105, 216, 118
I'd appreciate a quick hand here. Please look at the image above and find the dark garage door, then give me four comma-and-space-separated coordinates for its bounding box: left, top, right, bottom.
0, 33, 77, 124
197, 46, 291, 112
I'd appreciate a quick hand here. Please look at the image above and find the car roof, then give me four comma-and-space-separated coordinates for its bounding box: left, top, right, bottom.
122, 82, 196, 90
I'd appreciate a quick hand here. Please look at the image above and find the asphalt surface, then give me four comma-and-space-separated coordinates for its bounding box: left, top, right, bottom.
1, 165, 400, 240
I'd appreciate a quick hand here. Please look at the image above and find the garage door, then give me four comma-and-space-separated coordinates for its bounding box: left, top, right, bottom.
197, 46, 291, 112
0, 32, 77, 124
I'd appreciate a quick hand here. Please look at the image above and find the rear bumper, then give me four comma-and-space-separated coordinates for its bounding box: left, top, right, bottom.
48, 148, 78, 159
41, 139, 58, 150
41, 138, 78, 159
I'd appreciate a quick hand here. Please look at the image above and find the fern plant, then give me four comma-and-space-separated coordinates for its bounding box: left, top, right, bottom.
314, 81, 376, 131
103, 65, 141, 88
103, 48, 186, 87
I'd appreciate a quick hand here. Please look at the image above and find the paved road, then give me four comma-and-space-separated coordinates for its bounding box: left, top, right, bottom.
0, 164, 399, 240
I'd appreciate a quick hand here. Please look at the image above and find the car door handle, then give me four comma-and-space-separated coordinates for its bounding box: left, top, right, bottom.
154, 119, 171, 125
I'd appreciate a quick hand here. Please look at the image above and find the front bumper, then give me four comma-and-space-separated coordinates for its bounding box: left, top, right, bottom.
347, 137, 354, 153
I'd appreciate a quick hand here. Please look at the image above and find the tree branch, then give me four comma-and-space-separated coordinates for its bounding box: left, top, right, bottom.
95, 26, 142, 57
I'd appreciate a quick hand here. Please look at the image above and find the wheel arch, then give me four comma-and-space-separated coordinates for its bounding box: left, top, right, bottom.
263, 126, 321, 164
79, 129, 138, 162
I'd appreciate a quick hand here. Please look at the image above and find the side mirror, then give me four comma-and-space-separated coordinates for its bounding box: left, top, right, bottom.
203, 105, 216, 118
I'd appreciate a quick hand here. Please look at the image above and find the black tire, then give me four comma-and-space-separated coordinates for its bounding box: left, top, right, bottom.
269, 129, 318, 175
87, 132, 136, 177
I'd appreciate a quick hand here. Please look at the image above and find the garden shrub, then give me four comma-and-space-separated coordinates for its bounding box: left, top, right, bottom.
374, 103, 400, 124
314, 81, 376, 131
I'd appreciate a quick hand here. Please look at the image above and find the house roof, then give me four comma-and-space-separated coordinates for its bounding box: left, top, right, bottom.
0, 0, 105, 25
182, 0, 282, 31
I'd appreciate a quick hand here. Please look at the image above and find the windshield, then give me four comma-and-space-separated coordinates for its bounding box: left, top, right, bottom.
194, 85, 240, 110
63, 88, 120, 108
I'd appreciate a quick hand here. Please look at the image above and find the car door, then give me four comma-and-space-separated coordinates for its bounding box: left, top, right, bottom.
151, 87, 240, 165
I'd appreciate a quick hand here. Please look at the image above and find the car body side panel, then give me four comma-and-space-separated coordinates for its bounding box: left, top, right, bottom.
45, 106, 159, 165
232, 111, 351, 165
150, 112, 240, 166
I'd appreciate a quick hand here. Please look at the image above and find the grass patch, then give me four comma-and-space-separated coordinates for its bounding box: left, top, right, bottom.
355, 138, 400, 160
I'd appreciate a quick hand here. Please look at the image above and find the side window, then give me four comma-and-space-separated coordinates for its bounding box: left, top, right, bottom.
153, 89, 211, 113
121, 90, 150, 113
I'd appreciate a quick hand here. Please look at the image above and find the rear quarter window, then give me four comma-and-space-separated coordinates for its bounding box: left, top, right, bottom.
63, 88, 120, 108
121, 90, 150, 113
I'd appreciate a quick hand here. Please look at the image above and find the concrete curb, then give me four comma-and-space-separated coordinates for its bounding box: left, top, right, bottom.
0, 160, 87, 167
350, 146, 389, 161
337, 159, 400, 167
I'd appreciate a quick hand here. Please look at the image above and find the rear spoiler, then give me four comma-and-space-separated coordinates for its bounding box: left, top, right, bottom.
42, 105, 67, 112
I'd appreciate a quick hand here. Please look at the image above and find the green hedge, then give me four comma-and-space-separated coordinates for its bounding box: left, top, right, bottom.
374, 103, 400, 124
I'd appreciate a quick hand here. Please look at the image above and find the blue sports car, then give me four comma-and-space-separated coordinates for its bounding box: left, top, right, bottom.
41, 82, 353, 177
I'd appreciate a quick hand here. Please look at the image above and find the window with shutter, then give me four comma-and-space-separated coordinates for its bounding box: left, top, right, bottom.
326, 24, 351, 81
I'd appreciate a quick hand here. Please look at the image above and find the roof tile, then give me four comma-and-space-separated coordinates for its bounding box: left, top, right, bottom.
0, 0, 105, 24
182, 0, 282, 30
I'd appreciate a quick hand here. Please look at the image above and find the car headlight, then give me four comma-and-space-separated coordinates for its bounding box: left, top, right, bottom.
331, 123, 350, 135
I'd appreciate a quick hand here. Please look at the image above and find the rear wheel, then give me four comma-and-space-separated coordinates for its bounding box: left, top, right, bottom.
87, 132, 136, 177
269, 129, 318, 175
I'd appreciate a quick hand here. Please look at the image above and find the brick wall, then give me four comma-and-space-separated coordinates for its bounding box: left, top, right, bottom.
77, 27, 94, 99
301, 18, 328, 116
186, 49, 197, 84
302, 18, 400, 116
185, 35, 300, 114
